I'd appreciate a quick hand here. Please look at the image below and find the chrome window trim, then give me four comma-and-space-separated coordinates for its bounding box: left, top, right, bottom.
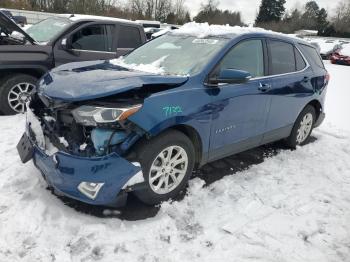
70, 49, 116, 54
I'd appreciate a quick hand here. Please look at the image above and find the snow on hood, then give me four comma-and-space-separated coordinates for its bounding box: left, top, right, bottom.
171, 22, 283, 38
110, 56, 166, 75
39, 60, 188, 102
339, 44, 350, 56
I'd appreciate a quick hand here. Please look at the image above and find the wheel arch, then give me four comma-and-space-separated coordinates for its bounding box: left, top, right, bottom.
306, 99, 322, 122
0, 68, 46, 81
170, 124, 204, 168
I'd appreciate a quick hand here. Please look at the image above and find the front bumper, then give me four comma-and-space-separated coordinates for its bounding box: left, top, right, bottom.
32, 144, 142, 207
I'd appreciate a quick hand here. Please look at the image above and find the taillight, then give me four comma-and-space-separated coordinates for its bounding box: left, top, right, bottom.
325, 72, 330, 85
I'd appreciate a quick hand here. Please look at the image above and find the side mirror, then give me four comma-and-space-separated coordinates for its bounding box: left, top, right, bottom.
209, 69, 252, 85
61, 38, 68, 50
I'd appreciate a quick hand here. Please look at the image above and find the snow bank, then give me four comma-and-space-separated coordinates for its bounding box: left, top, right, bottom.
172, 22, 281, 38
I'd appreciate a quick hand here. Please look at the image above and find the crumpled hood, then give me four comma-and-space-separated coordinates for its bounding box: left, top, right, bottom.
38, 60, 188, 102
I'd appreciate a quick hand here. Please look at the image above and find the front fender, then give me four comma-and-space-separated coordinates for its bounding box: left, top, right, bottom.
128, 83, 213, 157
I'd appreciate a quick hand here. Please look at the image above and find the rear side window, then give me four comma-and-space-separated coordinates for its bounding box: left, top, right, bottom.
295, 47, 307, 71
219, 39, 264, 78
269, 40, 296, 75
118, 26, 142, 48
299, 44, 325, 69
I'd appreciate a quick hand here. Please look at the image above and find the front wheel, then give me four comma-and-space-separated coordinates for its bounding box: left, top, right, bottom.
0, 74, 37, 115
133, 130, 195, 205
286, 105, 316, 148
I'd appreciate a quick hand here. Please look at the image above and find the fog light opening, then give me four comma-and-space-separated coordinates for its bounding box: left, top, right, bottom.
78, 182, 104, 200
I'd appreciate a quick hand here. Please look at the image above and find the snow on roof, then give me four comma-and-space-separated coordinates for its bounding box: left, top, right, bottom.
58, 14, 137, 25
339, 43, 350, 56
171, 22, 284, 38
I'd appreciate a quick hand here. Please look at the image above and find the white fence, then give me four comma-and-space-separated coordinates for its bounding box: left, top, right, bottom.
5, 8, 59, 24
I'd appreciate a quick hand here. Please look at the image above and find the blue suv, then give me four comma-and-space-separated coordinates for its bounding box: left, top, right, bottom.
17, 26, 329, 207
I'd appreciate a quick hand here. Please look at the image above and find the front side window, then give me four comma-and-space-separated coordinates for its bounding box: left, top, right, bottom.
71, 25, 113, 52
118, 26, 142, 48
218, 39, 264, 78
269, 40, 296, 75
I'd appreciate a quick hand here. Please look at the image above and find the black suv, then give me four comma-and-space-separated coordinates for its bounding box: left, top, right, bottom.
0, 12, 146, 114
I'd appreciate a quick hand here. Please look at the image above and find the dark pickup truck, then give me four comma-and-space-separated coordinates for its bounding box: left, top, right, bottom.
0, 12, 146, 114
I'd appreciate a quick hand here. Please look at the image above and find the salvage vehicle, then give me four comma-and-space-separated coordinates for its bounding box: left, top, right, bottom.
17, 24, 329, 207
0, 12, 146, 114
330, 44, 350, 65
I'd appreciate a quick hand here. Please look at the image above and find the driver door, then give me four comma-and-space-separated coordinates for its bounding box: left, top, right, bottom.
53, 23, 117, 66
208, 38, 272, 161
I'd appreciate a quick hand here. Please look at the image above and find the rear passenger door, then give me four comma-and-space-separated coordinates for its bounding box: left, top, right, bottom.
262, 39, 315, 143
115, 25, 143, 57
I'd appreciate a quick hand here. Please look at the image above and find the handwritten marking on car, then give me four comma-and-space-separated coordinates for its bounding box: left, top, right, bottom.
163, 106, 183, 117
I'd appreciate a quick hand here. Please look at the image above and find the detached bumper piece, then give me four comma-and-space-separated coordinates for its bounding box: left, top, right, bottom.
31, 144, 141, 207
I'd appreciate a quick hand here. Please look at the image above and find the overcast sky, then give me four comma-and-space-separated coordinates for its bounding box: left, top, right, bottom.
186, 0, 344, 24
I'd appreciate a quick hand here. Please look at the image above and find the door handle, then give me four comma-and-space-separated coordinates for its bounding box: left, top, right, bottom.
258, 83, 271, 91
303, 76, 310, 83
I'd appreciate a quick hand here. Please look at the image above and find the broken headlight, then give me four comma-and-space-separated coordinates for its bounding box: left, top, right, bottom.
72, 105, 142, 126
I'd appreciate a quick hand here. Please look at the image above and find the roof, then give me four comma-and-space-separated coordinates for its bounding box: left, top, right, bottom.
171, 22, 310, 45
58, 14, 138, 25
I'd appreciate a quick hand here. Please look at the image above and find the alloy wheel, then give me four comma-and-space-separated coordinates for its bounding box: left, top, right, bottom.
149, 146, 188, 195
296, 113, 313, 144
7, 82, 35, 113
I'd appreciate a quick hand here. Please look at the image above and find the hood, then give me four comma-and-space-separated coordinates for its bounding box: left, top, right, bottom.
0, 11, 35, 44
39, 60, 189, 102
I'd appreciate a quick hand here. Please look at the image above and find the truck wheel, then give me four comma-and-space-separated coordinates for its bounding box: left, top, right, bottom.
133, 130, 195, 205
0, 74, 37, 115
286, 105, 316, 148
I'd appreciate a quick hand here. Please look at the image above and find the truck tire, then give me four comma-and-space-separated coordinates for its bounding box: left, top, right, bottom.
133, 130, 195, 205
0, 74, 37, 115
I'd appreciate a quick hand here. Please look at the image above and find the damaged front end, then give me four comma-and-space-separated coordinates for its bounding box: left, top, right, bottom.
29, 92, 145, 158
20, 92, 149, 207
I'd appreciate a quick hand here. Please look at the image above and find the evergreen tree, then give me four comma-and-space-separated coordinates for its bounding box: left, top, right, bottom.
301, 1, 320, 30
317, 8, 329, 32
255, 0, 286, 24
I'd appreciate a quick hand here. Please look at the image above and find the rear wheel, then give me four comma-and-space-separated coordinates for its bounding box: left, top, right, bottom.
286, 105, 316, 148
0, 74, 37, 115
133, 130, 195, 205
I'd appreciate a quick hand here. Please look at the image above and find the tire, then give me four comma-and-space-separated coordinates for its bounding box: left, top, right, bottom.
0, 74, 37, 115
286, 105, 316, 148
132, 130, 195, 205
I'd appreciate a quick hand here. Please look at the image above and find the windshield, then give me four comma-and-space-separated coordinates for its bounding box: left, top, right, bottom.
26, 17, 71, 43
121, 34, 229, 76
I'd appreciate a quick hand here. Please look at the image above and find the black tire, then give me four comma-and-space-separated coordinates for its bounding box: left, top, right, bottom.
286, 105, 316, 148
0, 74, 37, 115
132, 130, 195, 205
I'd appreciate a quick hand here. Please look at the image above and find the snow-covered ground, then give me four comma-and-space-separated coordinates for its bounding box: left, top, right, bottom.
0, 63, 350, 262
